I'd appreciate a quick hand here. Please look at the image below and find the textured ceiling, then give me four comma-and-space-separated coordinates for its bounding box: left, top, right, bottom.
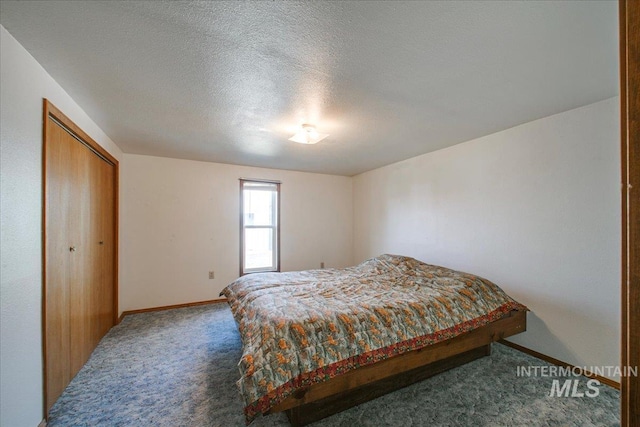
0, 1, 618, 176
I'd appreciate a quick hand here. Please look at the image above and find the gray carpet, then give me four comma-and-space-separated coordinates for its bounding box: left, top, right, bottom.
48, 304, 620, 427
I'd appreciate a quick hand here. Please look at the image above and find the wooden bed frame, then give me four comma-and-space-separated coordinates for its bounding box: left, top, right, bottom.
266, 309, 526, 426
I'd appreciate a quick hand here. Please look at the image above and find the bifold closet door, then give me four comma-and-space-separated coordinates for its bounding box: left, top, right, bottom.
44, 101, 117, 414
90, 147, 115, 343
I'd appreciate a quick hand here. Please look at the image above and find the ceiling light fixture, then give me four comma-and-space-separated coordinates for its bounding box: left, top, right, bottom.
288, 124, 328, 145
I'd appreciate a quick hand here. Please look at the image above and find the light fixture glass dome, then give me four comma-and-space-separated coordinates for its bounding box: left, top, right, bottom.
288, 124, 328, 145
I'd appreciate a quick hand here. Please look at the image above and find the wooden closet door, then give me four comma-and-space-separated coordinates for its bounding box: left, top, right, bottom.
91, 151, 115, 343
68, 135, 93, 379
45, 119, 79, 410
44, 100, 118, 414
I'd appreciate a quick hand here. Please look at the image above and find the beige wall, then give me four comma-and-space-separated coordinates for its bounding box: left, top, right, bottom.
120, 154, 353, 312
0, 25, 123, 427
353, 97, 620, 379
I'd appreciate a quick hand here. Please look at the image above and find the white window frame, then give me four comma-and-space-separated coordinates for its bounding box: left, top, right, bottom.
239, 179, 280, 275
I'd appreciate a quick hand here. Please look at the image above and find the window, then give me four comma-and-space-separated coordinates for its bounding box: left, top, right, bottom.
240, 179, 280, 275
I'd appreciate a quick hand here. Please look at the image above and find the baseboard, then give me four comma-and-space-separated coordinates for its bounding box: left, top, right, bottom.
38, 419, 47, 427
499, 339, 620, 390
117, 298, 228, 323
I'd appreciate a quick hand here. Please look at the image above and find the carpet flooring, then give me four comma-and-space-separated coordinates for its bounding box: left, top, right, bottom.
48, 304, 620, 426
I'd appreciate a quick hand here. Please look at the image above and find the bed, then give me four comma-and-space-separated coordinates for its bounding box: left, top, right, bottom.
221, 254, 527, 425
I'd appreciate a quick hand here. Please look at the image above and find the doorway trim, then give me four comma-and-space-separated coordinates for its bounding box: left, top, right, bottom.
619, 1, 639, 425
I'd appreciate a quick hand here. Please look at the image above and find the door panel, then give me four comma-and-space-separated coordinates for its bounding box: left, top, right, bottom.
90, 151, 115, 343
98, 159, 116, 339
45, 121, 75, 411
67, 135, 91, 379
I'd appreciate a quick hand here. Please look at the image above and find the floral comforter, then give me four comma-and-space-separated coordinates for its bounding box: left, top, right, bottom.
221, 254, 527, 423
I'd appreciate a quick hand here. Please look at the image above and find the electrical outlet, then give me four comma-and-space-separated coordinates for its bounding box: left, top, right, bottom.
209, 271, 215, 279
320, 262, 325, 269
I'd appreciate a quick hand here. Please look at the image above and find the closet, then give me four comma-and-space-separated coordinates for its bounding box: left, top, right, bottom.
43, 100, 118, 414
